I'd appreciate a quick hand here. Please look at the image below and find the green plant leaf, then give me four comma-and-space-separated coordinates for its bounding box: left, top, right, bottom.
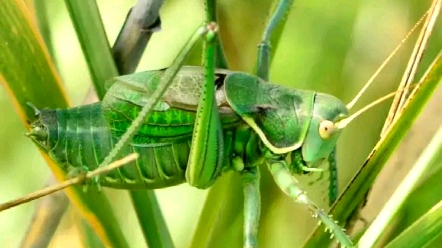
385, 199, 442, 248
64, 0, 118, 97
0, 0, 128, 247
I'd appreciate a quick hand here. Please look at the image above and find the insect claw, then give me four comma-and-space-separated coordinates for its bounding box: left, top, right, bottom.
93, 176, 103, 192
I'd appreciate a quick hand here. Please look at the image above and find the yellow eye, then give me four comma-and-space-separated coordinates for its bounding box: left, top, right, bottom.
319, 120, 335, 139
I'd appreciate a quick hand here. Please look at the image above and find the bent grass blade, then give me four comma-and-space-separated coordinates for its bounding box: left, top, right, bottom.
305, 2, 441, 247
0, 153, 139, 212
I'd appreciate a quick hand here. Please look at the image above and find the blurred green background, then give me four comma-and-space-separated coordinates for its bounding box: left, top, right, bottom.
0, 0, 440, 247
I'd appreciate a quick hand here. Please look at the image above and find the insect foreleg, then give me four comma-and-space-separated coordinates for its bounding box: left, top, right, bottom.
256, 0, 294, 80
328, 148, 339, 205
266, 155, 353, 248
204, 0, 228, 69
289, 151, 324, 174
241, 166, 261, 248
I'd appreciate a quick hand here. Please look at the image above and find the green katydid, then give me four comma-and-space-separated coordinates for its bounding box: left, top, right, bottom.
21, 9, 416, 248
26, 34, 355, 248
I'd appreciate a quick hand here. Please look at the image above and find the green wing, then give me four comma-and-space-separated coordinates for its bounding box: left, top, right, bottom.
101, 67, 240, 144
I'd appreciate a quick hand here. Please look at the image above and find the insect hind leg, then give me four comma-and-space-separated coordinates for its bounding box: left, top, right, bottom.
266, 158, 353, 247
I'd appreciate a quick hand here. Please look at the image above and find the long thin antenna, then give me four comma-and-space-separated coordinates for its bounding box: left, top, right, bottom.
337, 85, 416, 129
381, 0, 441, 136
26, 102, 41, 117
338, 92, 397, 129
346, 11, 429, 110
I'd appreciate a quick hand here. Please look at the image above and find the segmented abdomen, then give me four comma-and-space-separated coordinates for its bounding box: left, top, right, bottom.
46, 103, 196, 189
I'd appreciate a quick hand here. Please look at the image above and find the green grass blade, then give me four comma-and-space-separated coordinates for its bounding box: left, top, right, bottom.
362, 120, 442, 247
65, 1, 173, 247
385, 158, 442, 246
79, 219, 106, 248
130, 190, 174, 248
32, 0, 57, 62
19, 3, 67, 247
305, 52, 442, 247
359, 67, 442, 246
385, 199, 442, 248
190, 174, 244, 248
0, 1, 128, 247
64, 0, 118, 97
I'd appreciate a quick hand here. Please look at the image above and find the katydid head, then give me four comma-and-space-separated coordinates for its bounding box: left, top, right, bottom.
26, 109, 55, 152
300, 89, 402, 166
301, 93, 348, 164
224, 72, 349, 166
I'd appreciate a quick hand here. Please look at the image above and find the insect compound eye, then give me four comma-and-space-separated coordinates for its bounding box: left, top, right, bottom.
318, 120, 336, 140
